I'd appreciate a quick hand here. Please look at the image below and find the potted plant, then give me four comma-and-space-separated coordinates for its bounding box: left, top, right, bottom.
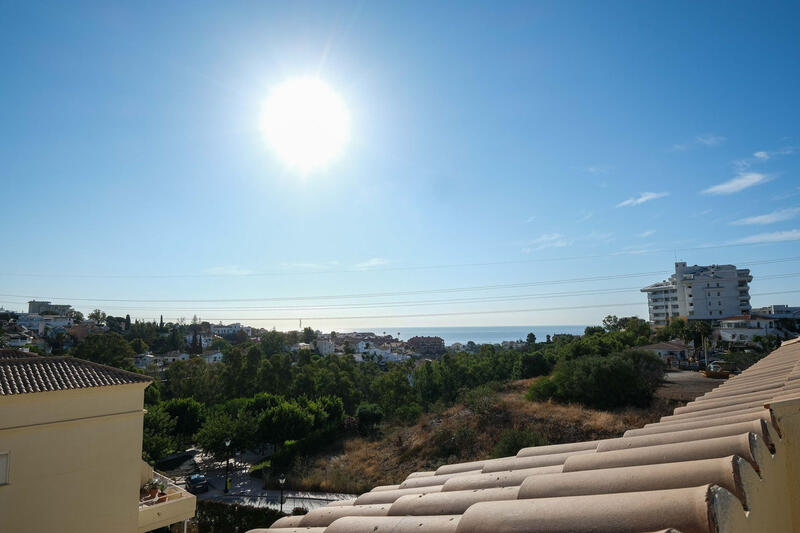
156, 480, 168, 504
143, 479, 158, 500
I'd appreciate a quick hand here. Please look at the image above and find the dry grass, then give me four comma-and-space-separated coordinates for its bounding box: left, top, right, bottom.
287, 378, 676, 494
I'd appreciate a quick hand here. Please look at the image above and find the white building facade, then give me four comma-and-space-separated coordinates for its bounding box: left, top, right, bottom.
210, 322, 251, 336
718, 315, 782, 343
641, 262, 752, 326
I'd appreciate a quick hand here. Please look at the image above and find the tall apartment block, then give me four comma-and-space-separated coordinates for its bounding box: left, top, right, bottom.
641, 262, 752, 325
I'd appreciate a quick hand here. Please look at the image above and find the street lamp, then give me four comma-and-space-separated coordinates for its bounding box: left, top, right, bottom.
279, 473, 286, 513
224, 438, 232, 494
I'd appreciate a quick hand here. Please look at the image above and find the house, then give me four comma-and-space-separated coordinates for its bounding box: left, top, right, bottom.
155, 351, 191, 365
4, 332, 33, 347
15, 314, 74, 335
718, 314, 784, 344
133, 353, 157, 369
184, 332, 214, 350
210, 322, 251, 337
290, 342, 313, 352
315, 339, 335, 355
639, 341, 691, 367
201, 350, 224, 364
0, 352, 195, 532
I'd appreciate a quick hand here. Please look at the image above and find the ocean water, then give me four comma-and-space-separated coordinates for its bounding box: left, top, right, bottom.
341, 326, 588, 346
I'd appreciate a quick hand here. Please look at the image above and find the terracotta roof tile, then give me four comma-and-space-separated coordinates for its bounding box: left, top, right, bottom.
0, 356, 151, 395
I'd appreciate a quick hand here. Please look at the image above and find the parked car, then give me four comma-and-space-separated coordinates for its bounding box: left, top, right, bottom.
185, 474, 209, 493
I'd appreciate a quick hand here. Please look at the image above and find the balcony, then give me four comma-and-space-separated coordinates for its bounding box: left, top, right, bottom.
138, 470, 196, 533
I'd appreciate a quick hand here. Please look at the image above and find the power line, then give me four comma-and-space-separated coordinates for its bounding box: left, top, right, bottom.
3, 259, 798, 306
6, 272, 800, 313
0, 270, 672, 303
0, 243, 798, 279
150, 289, 800, 323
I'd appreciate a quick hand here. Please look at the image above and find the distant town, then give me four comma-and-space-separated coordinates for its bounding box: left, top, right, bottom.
2, 262, 798, 373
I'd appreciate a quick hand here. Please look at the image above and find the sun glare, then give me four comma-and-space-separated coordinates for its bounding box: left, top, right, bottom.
260, 77, 350, 173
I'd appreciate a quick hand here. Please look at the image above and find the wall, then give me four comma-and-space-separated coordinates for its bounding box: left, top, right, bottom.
0, 383, 149, 533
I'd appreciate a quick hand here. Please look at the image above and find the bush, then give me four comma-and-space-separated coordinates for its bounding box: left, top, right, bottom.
195, 500, 284, 532
248, 459, 271, 479
429, 423, 476, 459
491, 428, 548, 458
526, 350, 664, 410
518, 353, 553, 378
291, 507, 308, 515
395, 403, 423, 424
461, 384, 499, 414
356, 403, 384, 430
525, 377, 557, 402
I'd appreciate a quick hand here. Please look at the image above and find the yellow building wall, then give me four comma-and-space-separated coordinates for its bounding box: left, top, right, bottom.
0, 383, 149, 533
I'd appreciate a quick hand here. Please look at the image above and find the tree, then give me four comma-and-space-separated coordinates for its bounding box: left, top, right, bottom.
88, 309, 106, 324
142, 406, 177, 463
195, 411, 238, 460
302, 327, 317, 344
190, 330, 202, 354
66, 309, 84, 323
71, 332, 135, 369
163, 398, 205, 448
130, 338, 149, 354
602, 315, 620, 332
526, 333, 537, 348
125, 314, 131, 330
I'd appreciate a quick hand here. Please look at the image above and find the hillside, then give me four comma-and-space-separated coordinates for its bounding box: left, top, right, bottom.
286, 378, 678, 494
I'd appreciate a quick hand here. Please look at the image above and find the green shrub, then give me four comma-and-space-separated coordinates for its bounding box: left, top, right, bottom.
356, 403, 384, 430
491, 428, 548, 458
461, 384, 499, 414
395, 403, 423, 423
518, 353, 553, 378
527, 350, 664, 410
248, 459, 271, 479
525, 376, 557, 402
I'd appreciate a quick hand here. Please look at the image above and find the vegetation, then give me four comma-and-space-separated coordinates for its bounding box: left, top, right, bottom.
60, 313, 688, 489
190, 500, 284, 533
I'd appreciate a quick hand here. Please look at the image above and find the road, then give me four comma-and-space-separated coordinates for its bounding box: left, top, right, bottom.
656, 369, 727, 402
166, 449, 355, 512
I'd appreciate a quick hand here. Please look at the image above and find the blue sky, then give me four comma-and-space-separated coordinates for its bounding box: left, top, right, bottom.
2, 1, 799, 330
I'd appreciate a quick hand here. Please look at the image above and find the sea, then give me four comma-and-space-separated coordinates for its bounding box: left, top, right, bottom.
340, 325, 588, 346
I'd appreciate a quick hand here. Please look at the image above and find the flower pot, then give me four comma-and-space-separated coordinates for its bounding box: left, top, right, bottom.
157, 492, 167, 504
148, 488, 158, 499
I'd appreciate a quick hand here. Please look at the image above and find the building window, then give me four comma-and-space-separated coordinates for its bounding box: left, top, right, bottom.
0, 452, 8, 485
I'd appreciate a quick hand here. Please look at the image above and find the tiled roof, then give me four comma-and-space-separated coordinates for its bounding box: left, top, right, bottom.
250, 337, 800, 533
0, 349, 41, 360
0, 356, 152, 395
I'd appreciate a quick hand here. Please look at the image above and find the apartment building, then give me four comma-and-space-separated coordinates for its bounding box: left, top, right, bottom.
641, 262, 752, 325
27, 299, 73, 316
406, 335, 446, 356
0, 351, 195, 532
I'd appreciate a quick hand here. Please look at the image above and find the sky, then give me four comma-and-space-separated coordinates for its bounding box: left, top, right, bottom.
2, 1, 800, 331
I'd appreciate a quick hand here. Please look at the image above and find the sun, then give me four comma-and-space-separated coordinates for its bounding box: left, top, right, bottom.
260, 77, 350, 173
